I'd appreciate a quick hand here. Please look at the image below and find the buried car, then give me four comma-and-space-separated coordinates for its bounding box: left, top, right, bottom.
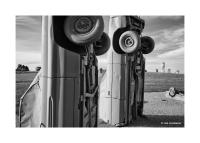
98, 16, 155, 126
19, 16, 110, 127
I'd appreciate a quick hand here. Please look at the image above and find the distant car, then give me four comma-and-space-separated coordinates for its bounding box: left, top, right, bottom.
169, 87, 184, 97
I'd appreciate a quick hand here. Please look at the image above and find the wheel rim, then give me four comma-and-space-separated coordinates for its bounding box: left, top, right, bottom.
124, 35, 134, 48
119, 31, 140, 53
169, 87, 175, 97
74, 17, 93, 34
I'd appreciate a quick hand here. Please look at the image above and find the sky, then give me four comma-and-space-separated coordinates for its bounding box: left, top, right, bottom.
16, 16, 184, 73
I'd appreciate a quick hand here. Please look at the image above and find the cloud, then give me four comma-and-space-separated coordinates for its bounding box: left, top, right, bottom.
151, 27, 184, 43
142, 16, 184, 73
142, 16, 184, 34
158, 47, 184, 58
16, 16, 42, 52
145, 27, 184, 58
144, 16, 183, 21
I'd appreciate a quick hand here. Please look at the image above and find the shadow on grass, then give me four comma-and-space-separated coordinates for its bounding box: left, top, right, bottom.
127, 115, 184, 127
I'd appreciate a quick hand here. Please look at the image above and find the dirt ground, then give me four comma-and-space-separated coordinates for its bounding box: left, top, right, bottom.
127, 92, 184, 127
98, 92, 184, 127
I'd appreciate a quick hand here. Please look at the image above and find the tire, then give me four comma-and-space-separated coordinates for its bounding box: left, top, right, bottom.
141, 36, 155, 54
113, 28, 140, 54
119, 31, 140, 54
53, 16, 86, 55
94, 32, 110, 56
113, 28, 126, 54
64, 16, 104, 45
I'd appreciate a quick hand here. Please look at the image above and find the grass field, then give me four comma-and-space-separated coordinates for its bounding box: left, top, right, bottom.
16, 71, 184, 103
15, 71, 184, 113
144, 72, 184, 92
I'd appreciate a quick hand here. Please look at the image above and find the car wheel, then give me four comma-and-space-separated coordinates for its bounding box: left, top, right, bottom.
119, 30, 140, 54
94, 32, 110, 56
141, 36, 155, 54
64, 16, 104, 45
113, 28, 126, 54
